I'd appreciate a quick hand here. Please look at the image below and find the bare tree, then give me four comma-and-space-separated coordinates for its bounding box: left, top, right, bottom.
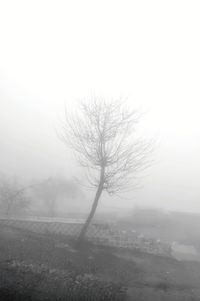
60, 99, 153, 244
33, 177, 61, 217
0, 175, 30, 217
33, 177, 84, 217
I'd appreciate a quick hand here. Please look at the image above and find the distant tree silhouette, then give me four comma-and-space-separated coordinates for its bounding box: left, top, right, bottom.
0, 174, 30, 216
34, 177, 83, 217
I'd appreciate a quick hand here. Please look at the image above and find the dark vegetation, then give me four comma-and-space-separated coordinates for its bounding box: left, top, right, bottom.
0, 224, 200, 300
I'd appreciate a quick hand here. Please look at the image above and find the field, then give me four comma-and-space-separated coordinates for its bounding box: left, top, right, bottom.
118, 210, 200, 256
0, 224, 200, 300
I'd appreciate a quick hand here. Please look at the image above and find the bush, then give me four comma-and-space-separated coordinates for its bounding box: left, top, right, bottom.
7, 261, 127, 301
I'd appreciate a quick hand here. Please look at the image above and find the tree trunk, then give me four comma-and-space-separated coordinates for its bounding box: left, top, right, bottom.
77, 166, 104, 245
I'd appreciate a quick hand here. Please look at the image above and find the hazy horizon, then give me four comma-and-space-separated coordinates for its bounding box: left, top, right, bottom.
0, 0, 200, 213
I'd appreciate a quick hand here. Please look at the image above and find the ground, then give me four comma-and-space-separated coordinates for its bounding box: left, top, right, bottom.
0, 224, 200, 300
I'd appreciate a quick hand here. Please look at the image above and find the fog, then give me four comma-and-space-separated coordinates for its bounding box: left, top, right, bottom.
0, 0, 200, 213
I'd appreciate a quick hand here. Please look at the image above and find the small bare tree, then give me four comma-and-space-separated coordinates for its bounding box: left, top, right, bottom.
33, 178, 58, 217
0, 175, 30, 217
60, 99, 153, 244
33, 177, 83, 217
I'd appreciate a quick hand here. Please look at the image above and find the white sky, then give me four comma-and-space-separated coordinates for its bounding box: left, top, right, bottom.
0, 0, 200, 212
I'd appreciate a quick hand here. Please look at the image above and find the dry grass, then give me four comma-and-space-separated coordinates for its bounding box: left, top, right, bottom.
0, 224, 200, 300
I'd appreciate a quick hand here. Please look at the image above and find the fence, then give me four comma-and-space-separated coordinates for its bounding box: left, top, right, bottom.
0, 216, 171, 256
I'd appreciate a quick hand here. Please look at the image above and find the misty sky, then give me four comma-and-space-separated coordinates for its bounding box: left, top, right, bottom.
0, 1, 200, 213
